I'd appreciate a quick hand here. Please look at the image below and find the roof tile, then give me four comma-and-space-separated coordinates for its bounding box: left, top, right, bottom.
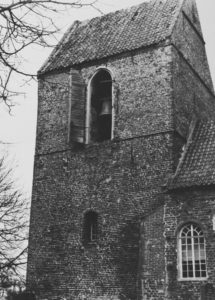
168, 120, 215, 190
39, 0, 183, 74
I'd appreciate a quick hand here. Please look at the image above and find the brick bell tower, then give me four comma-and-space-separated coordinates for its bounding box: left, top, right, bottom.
26, 0, 215, 299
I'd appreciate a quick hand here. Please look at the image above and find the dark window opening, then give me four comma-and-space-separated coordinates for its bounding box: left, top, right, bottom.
83, 211, 98, 244
90, 70, 112, 142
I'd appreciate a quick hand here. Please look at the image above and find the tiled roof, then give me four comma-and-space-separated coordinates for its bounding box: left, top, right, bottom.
168, 121, 215, 190
39, 0, 183, 74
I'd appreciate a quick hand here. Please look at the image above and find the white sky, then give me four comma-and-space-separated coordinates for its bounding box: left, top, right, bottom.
0, 0, 215, 196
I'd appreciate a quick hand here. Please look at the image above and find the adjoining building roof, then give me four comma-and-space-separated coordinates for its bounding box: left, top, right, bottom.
39, 0, 183, 75
168, 120, 215, 190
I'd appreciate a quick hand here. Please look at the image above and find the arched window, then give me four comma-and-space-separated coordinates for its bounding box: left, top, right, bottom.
83, 211, 98, 244
178, 223, 207, 280
87, 69, 113, 143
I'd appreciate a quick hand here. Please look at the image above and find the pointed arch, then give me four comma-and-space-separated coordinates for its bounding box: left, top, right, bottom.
86, 67, 114, 143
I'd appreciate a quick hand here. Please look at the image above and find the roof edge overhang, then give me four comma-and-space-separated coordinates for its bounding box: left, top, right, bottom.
164, 183, 215, 194
37, 38, 172, 78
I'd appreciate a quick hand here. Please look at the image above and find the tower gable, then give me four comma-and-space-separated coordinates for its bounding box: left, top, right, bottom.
170, 0, 215, 137
171, 0, 214, 90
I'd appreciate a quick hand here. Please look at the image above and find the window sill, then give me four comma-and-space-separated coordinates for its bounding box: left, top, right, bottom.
178, 277, 208, 282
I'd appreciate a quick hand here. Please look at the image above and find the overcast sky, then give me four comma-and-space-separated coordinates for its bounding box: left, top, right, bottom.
0, 0, 214, 195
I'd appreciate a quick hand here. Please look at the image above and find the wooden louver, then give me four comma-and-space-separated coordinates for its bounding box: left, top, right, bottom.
69, 69, 86, 143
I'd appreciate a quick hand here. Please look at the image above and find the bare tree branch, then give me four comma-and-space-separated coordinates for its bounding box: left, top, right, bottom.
0, 0, 98, 107
0, 157, 28, 291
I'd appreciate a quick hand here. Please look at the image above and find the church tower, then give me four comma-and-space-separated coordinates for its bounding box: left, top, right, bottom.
27, 1, 215, 299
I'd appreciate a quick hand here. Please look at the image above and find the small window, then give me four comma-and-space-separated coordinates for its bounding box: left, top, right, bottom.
178, 223, 207, 280
87, 69, 112, 143
83, 211, 98, 244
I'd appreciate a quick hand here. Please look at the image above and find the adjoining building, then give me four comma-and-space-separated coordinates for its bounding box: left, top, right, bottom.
27, 0, 215, 299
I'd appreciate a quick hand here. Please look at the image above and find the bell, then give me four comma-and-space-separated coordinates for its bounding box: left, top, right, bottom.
99, 98, 112, 116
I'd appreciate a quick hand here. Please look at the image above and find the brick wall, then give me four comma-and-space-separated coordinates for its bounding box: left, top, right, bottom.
171, 0, 215, 138
164, 189, 215, 300
162, 2, 215, 299
80, 45, 174, 141
35, 45, 174, 157
27, 46, 175, 298
27, 1, 215, 299
27, 132, 173, 300
172, 46, 215, 138
171, 0, 214, 91
36, 73, 70, 154
140, 206, 166, 300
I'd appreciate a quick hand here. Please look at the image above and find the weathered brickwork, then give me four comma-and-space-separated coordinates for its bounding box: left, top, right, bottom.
27, 0, 215, 299
36, 73, 70, 154
164, 190, 215, 300
28, 133, 173, 300
172, 46, 215, 137
80, 46, 174, 141
35, 45, 174, 156
139, 206, 166, 300
171, 0, 214, 91
170, 0, 215, 138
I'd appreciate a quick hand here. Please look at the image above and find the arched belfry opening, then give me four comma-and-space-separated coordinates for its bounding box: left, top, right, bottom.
87, 69, 112, 143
